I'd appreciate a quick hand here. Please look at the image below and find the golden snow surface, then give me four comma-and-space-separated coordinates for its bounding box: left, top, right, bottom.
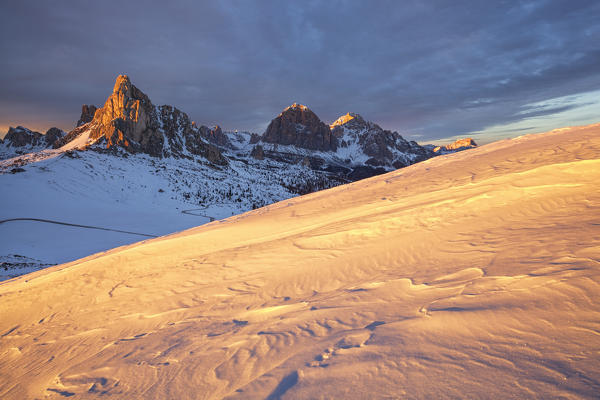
1, 123, 600, 399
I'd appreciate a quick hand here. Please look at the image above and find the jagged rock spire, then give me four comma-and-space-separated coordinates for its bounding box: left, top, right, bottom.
76, 75, 226, 163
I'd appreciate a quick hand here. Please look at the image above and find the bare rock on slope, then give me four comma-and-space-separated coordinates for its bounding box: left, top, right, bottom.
262, 103, 337, 151
250, 144, 264, 160
198, 124, 232, 148
44, 127, 66, 146
76, 104, 98, 127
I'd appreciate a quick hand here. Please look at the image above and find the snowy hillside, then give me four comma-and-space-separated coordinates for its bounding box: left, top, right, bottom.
0, 144, 333, 279
1, 76, 442, 279
1, 123, 598, 398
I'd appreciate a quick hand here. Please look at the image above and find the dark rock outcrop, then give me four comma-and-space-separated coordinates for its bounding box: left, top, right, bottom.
198, 125, 232, 148
249, 133, 261, 144
262, 103, 337, 151
3, 126, 44, 148
250, 145, 264, 160
76, 105, 97, 127
347, 165, 387, 181
44, 127, 66, 147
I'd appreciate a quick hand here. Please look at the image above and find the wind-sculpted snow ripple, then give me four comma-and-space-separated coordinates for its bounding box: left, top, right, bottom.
1, 124, 600, 398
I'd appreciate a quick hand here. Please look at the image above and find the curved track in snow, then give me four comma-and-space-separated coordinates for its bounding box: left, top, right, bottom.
0, 218, 158, 238
181, 208, 216, 221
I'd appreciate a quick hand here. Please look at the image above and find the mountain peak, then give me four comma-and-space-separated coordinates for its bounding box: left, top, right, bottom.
263, 103, 337, 151
283, 103, 309, 113
330, 112, 363, 129
113, 74, 132, 94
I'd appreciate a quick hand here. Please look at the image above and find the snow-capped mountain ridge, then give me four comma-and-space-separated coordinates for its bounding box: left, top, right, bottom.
329, 111, 430, 168
61, 75, 226, 164
252, 104, 432, 174
2, 75, 473, 182
0, 126, 65, 159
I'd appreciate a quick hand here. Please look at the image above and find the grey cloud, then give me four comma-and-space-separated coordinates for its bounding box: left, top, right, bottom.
0, 0, 599, 140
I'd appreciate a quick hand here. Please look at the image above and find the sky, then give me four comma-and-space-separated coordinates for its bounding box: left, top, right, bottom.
1, 0, 599, 144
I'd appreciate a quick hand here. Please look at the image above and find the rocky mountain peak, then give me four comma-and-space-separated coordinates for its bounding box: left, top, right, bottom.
433, 138, 478, 153
44, 127, 66, 145
3, 126, 43, 147
282, 102, 309, 113
330, 112, 363, 129
1, 126, 65, 152
113, 74, 133, 95
86, 75, 155, 151
61, 75, 226, 163
446, 137, 477, 150
262, 103, 337, 151
197, 124, 232, 148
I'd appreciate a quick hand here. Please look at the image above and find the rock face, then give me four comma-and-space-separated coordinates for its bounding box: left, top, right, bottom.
331, 113, 431, 167
3, 126, 44, 147
76, 105, 97, 127
250, 145, 264, 160
0, 126, 65, 159
262, 103, 337, 151
81, 75, 225, 162
2, 126, 64, 149
253, 107, 434, 181
432, 138, 478, 154
44, 127, 66, 146
198, 125, 232, 148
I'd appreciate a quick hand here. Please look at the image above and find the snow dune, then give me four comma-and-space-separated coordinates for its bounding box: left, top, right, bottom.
1, 123, 599, 399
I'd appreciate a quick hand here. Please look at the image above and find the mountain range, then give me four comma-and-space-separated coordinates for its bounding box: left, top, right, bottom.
0, 75, 477, 278
1, 75, 474, 177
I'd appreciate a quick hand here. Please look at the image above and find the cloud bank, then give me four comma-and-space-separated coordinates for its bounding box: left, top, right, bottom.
1, 0, 598, 142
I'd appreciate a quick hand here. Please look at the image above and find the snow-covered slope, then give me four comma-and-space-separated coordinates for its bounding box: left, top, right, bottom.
1, 123, 599, 399
0, 142, 333, 279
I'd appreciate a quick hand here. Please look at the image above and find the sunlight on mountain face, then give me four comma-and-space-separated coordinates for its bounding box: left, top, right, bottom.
1, 123, 598, 399
330, 112, 357, 129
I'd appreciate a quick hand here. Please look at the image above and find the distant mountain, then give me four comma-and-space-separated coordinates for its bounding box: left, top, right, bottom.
0, 75, 484, 206
262, 103, 338, 151
54, 75, 227, 164
330, 112, 431, 168
1, 75, 477, 180
250, 105, 433, 181
1, 75, 480, 206
424, 138, 478, 155
0, 126, 65, 158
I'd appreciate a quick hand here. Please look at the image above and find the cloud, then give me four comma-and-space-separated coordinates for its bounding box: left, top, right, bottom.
1, 0, 599, 141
